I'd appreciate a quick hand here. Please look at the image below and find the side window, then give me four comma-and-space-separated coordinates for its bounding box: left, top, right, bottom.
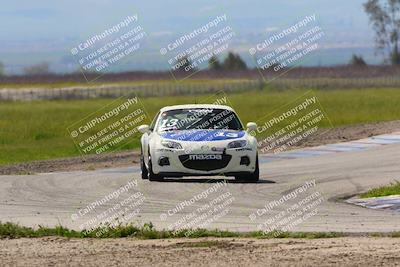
149, 111, 160, 131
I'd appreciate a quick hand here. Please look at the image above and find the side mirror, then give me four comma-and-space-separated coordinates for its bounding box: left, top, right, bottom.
138, 124, 150, 134
246, 122, 257, 131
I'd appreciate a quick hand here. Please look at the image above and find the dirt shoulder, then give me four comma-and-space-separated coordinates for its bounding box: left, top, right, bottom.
1, 120, 400, 175
298, 119, 400, 148
0, 151, 140, 175
1, 237, 399, 266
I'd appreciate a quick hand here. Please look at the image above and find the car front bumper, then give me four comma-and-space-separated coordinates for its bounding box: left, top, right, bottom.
151, 146, 257, 176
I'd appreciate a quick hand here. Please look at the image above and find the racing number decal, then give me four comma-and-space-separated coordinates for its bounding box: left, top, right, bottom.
161, 118, 179, 128
215, 132, 239, 138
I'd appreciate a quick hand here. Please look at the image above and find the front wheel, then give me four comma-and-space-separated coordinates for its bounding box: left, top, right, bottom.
148, 155, 164, 182
235, 154, 259, 183
140, 149, 148, 180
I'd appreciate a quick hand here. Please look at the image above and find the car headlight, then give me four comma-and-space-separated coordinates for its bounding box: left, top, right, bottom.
161, 140, 183, 150
227, 140, 247, 149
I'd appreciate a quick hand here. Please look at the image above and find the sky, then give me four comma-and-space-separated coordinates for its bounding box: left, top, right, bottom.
0, 0, 379, 74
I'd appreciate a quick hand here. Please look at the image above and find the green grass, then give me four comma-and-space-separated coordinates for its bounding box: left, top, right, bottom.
3, 221, 400, 240
1, 87, 400, 165
0, 221, 346, 239
360, 181, 400, 198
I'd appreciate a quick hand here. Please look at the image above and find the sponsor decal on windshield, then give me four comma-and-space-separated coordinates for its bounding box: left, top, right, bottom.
161, 130, 245, 141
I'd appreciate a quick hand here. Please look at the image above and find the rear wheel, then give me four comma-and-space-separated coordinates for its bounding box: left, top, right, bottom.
148, 155, 164, 182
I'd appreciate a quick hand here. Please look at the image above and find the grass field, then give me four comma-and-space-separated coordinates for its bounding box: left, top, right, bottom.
0, 221, 346, 239
1, 87, 400, 165
2, 221, 400, 239
360, 181, 400, 198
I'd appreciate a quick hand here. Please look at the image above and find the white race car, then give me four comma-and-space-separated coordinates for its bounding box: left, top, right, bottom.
138, 104, 259, 182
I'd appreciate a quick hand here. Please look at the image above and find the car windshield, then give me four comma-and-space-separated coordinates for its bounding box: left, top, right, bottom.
156, 108, 243, 132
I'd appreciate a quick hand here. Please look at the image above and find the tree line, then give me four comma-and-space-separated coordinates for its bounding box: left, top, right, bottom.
349, 0, 400, 66
174, 51, 248, 73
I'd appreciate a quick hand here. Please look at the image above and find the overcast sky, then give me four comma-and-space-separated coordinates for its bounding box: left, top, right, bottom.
0, 0, 377, 73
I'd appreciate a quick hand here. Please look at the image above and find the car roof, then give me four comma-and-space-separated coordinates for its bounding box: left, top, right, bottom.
159, 104, 235, 112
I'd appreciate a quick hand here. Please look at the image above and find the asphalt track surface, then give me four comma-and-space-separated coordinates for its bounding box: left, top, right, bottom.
1, 134, 400, 233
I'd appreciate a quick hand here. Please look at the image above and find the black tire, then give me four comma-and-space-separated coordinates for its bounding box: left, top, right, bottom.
248, 154, 260, 182
140, 149, 148, 180
148, 155, 164, 182
235, 154, 259, 183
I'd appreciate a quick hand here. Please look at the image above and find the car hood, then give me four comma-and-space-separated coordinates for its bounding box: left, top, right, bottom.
159, 129, 246, 142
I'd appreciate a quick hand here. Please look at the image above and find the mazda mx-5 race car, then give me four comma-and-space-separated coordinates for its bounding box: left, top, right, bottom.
138, 104, 259, 182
